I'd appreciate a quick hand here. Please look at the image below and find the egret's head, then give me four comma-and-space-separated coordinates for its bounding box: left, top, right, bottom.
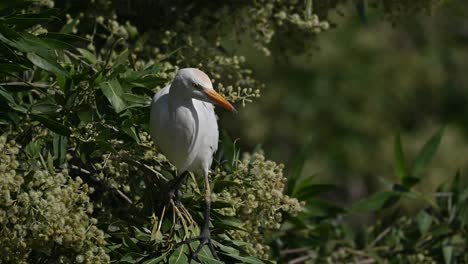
172, 68, 237, 113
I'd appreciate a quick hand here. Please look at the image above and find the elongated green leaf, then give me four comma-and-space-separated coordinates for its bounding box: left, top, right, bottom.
31, 114, 71, 136
142, 251, 169, 264
0, 86, 16, 104
60, 18, 80, 34
287, 145, 310, 195
39, 37, 76, 51
3, 9, 57, 28
108, 49, 129, 79
443, 245, 453, 264
304, 198, 344, 217
77, 48, 97, 64
394, 131, 407, 180
122, 93, 151, 105
53, 133, 68, 165
220, 252, 265, 264
0, 42, 19, 61
350, 191, 400, 213
100, 79, 126, 113
213, 215, 246, 231
168, 245, 188, 264
411, 128, 444, 179
196, 245, 224, 264
417, 210, 432, 234
0, 63, 30, 73
43, 32, 89, 44
27, 52, 68, 77
0, 87, 27, 113
122, 126, 140, 143
0, 25, 55, 59
30, 103, 58, 114
306, 0, 313, 19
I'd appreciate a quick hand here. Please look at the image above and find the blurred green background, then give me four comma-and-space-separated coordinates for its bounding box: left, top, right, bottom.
220, 1, 468, 205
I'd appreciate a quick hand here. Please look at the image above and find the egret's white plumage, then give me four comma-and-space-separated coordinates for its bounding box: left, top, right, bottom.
149, 68, 234, 178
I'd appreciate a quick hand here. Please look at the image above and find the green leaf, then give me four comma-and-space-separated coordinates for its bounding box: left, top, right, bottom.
197, 246, 224, 264
122, 233, 140, 251
27, 52, 69, 77
77, 48, 97, 64
3, 9, 57, 28
443, 245, 453, 264
30, 102, 58, 114
122, 93, 151, 105
411, 127, 444, 179
31, 114, 71, 136
43, 33, 89, 44
0, 25, 55, 58
212, 215, 246, 231
0, 87, 27, 113
60, 18, 80, 34
287, 144, 310, 195
304, 198, 344, 217
168, 245, 188, 264
142, 252, 169, 264
100, 79, 126, 113
122, 125, 140, 143
108, 49, 129, 79
0, 63, 30, 73
0, 42, 19, 61
394, 131, 407, 180
220, 253, 265, 264
416, 210, 432, 234
305, 0, 313, 19
350, 191, 400, 213
53, 134, 68, 165
39, 37, 76, 51
0, 86, 16, 103
293, 181, 335, 200
24, 140, 42, 159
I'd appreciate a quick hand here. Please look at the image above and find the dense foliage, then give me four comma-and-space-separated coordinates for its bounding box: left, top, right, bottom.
0, 0, 466, 263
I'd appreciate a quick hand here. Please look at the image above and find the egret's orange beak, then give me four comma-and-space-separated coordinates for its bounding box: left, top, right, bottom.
204, 89, 237, 113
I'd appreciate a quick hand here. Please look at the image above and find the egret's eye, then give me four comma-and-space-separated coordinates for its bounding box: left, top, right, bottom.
192, 83, 201, 90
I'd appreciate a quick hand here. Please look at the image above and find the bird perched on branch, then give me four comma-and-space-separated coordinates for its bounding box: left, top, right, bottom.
150, 68, 236, 258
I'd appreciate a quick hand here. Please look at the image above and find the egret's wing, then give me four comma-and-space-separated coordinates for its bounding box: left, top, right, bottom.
149, 85, 170, 150
203, 102, 219, 156
196, 101, 219, 173
150, 85, 198, 174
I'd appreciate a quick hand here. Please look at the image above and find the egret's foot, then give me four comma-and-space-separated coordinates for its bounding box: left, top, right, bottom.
191, 227, 218, 260
177, 227, 218, 262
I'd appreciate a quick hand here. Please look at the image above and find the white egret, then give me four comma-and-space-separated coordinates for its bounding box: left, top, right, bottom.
149, 68, 236, 258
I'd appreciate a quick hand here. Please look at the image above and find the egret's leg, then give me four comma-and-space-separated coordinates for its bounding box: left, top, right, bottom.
161, 172, 188, 210
171, 172, 188, 206
191, 172, 218, 259
176, 172, 218, 261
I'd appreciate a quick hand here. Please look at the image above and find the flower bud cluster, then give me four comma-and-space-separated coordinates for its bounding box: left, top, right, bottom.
214, 151, 304, 259
0, 135, 109, 263
244, 0, 331, 56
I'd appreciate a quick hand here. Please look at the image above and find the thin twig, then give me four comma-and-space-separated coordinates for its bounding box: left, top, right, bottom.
369, 227, 391, 247
280, 247, 309, 256
71, 164, 91, 175
63, 50, 94, 69
115, 189, 133, 204
157, 206, 166, 233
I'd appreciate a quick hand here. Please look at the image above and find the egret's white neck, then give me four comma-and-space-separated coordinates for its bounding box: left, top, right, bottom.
168, 80, 193, 109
